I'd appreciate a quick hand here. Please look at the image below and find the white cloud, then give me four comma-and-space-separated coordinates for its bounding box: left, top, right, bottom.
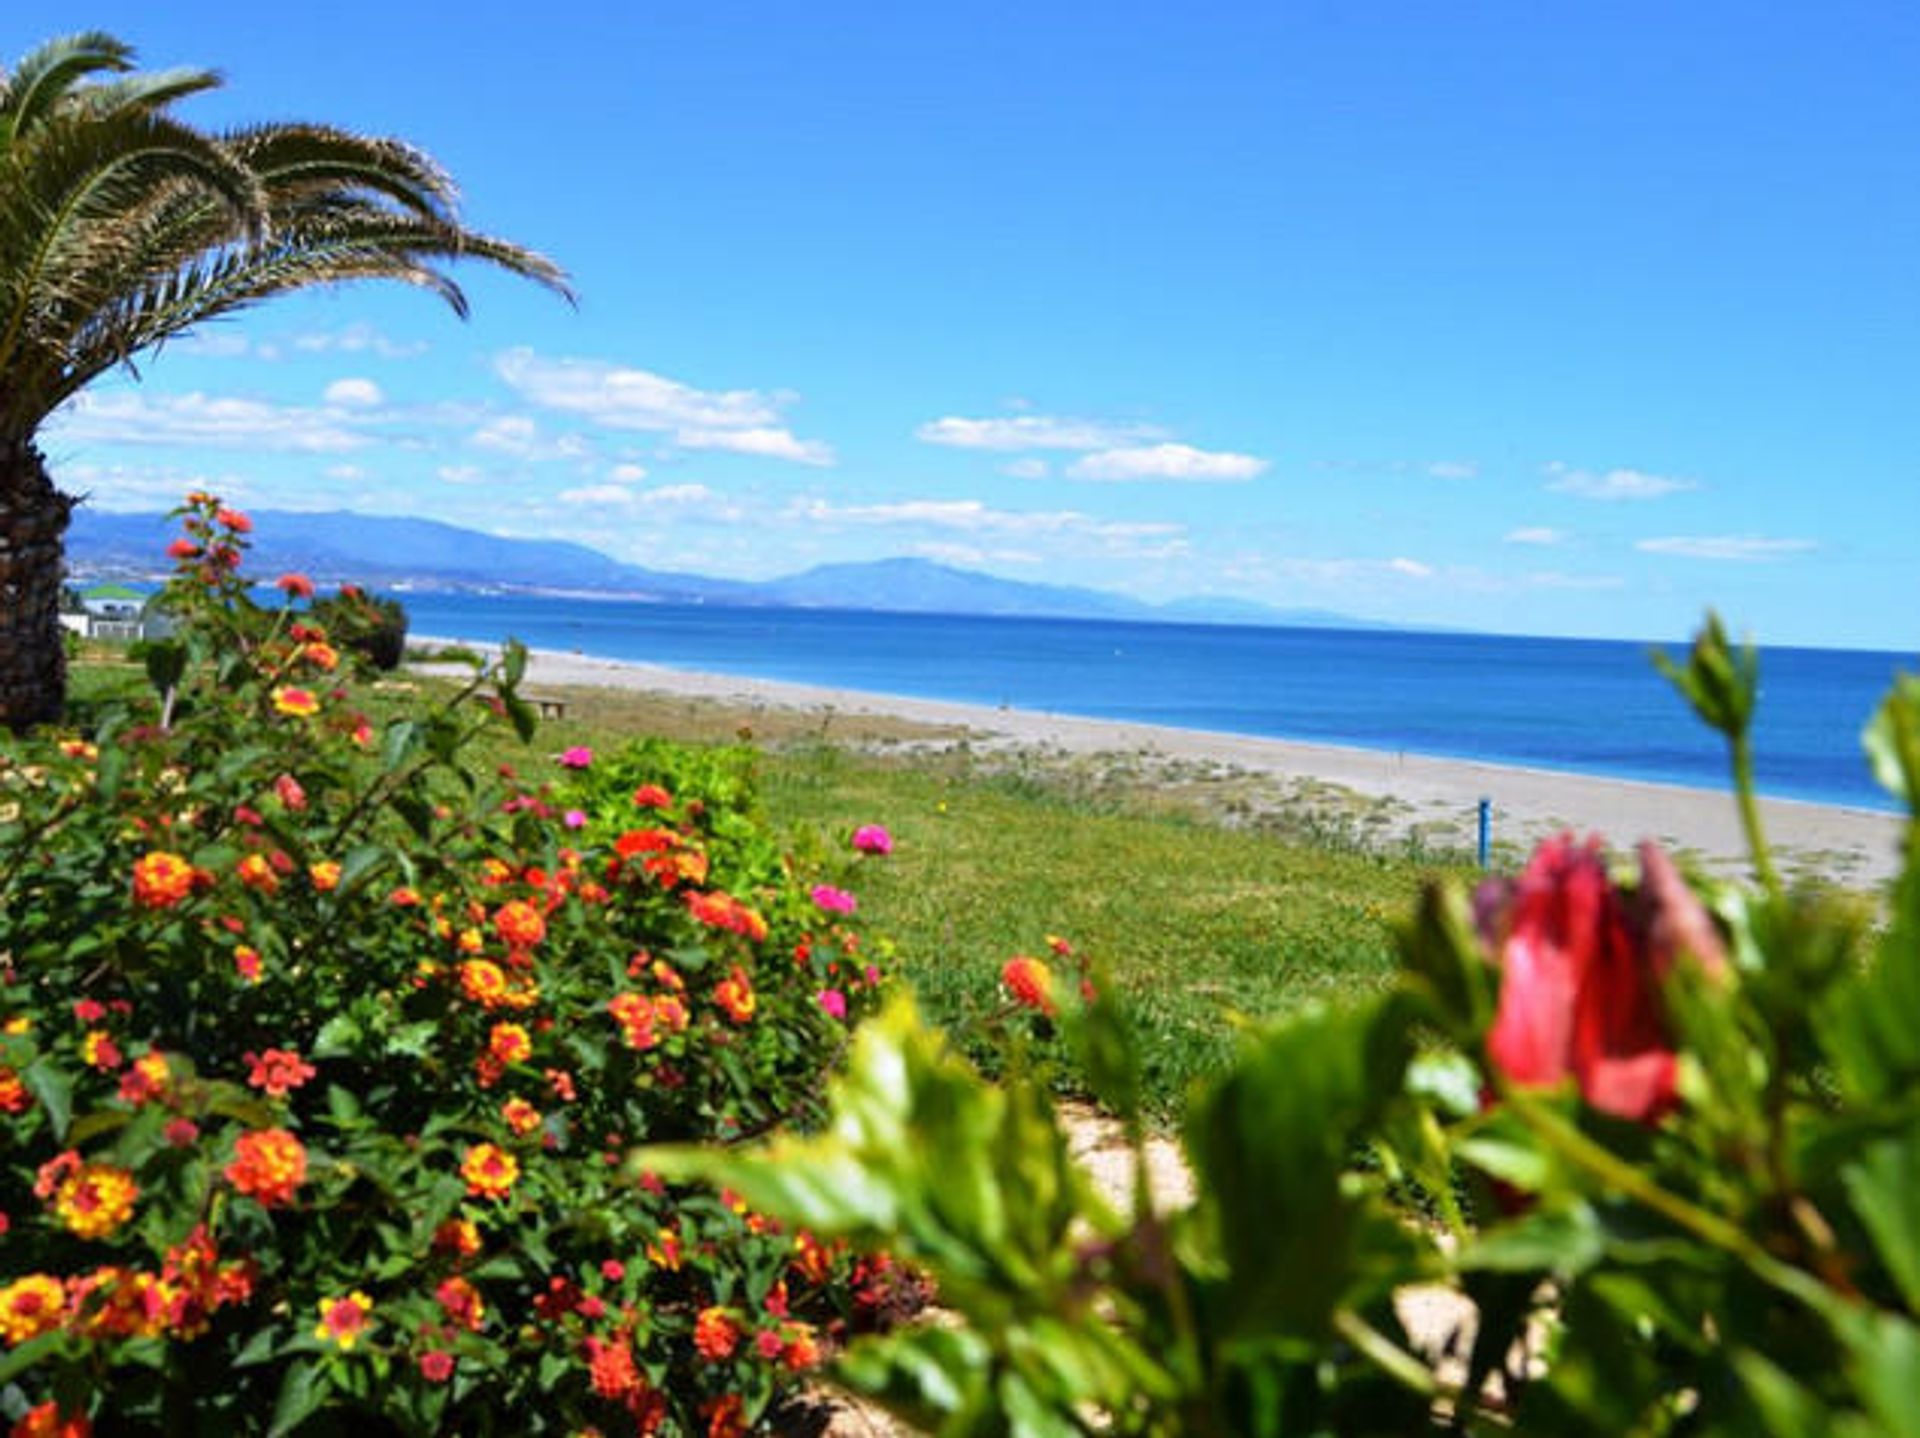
607, 462, 650, 483
1544, 462, 1696, 501
172, 331, 254, 359
437, 464, 483, 485
324, 377, 384, 408
325, 464, 364, 481
291, 323, 428, 359
1387, 557, 1434, 578
557, 483, 637, 507
1066, 442, 1268, 482
1001, 458, 1050, 480
787, 497, 1184, 555
1634, 534, 1817, 561
637, 483, 718, 506
1428, 460, 1479, 480
913, 542, 1043, 567
1523, 571, 1627, 590
62, 461, 255, 511
496, 347, 832, 465
1505, 526, 1568, 546
675, 426, 833, 467
470, 414, 590, 462
914, 414, 1168, 452
51, 391, 364, 452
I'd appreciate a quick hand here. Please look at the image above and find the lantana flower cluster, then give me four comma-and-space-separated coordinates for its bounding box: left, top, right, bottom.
0, 498, 908, 1434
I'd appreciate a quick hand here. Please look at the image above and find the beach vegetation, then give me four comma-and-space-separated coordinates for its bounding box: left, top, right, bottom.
0, 31, 568, 732
649, 619, 1920, 1435
0, 500, 908, 1433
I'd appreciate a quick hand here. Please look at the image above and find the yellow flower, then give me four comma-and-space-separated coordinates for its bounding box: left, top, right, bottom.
315, 1291, 374, 1349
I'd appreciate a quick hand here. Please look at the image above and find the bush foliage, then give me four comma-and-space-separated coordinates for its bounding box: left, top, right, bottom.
0, 498, 904, 1435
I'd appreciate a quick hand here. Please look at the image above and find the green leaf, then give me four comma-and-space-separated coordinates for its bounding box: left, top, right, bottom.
268, 1358, 328, 1437
142, 639, 188, 698
502, 638, 528, 690
312, 1014, 364, 1059
1842, 1116, 1920, 1312
1863, 676, 1920, 812
504, 695, 538, 744
22, 1056, 74, 1141
337, 844, 386, 894
1183, 993, 1414, 1338
1652, 611, 1758, 743
381, 719, 420, 772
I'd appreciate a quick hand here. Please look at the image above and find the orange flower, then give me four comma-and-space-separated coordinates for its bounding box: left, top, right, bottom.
780, 1321, 822, 1372
1001, 956, 1056, 1016
301, 641, 340, 672
701, 1394, 747, 1438
245, 1048, 317, 1098
488, 1022, 532, 1065
0, 1066, 29, 1115
0, 1275, 67, 1345
459, 959, 509, 1007
275, 572, 315, 598
653, 994, 690, 1033
80, 1031, 122, 1070
586, 1332, 641, 1399
51, 1163, 139, 1240
432, 1218, 482, 1258
132, 851, 195, 909
314, 1291, 373, 1349
501, 1096, 542, 1135
233, 946, 263, 983
236, 853, 279, 896
460, 1143, 519, 1200
225, 1128, 307, 1207
9, 1400, 90, 1437
308, 860, 341, 893
493, 900, 546, 950
434, 1276, 486, 1331
692, 1305, 739, 1361
685, 890, 768, 943
632, 783, 673, 808
608, 992, 658, 1051
713, 966, 756, 1025
271, 686, 319, 717
118, 1051, 171, 1105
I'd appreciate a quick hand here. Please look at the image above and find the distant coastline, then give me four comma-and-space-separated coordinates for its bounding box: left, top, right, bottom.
424, 639, 1906, 888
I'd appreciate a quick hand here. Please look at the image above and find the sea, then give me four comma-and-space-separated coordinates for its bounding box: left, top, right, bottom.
396, 590, 1915, 813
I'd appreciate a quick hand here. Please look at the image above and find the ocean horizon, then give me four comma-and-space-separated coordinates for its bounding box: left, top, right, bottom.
394, 590, 1915, 814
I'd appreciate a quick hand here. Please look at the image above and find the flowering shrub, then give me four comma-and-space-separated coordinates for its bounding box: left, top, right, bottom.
648, 616, 1920, 1435
0, 497, 900, 1433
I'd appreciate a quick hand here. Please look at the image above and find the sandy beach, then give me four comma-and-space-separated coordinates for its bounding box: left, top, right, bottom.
418, 642, 1911, 888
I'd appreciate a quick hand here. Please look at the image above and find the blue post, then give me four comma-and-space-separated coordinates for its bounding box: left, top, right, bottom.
1477, 797, 1491, 869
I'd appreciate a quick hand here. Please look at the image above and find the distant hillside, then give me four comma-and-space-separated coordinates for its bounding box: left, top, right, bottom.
66, 506, 1399, 632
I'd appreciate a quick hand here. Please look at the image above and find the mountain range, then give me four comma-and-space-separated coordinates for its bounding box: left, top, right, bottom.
65, 507, 1399, 630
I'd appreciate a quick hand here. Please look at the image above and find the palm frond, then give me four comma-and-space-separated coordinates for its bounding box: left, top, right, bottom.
0, 32, 137, 148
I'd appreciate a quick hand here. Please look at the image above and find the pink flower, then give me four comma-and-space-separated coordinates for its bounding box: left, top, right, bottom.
810, 884, 857, 916
851, 824, 892, 855
817, 989, 848, 1021
1479, 835, 1725, 1124
563, 809, 587, 829
559, 746, 594, 769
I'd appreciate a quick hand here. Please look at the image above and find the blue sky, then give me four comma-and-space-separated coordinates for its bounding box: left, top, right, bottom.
15, 4, 1920, 648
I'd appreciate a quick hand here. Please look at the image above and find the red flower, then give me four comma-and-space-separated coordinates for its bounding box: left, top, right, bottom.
245, 1049, 317, 1098
225, 1129, 307, 1207
275, 573, 315, 598
693, 1305, 739, 1361
10, 1401, 91, 1438
132, 851, 196, 909
418, 1349, 455, 1383
1480, 836, 1725, 1124
632, 784, 673, 809
1001, 956, 1056, 1016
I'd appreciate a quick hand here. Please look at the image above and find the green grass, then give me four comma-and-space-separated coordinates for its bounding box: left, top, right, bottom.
67, 656, 1473, 1113
754, 740, 1465, 1108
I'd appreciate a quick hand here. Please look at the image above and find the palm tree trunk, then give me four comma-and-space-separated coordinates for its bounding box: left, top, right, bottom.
0, 441, 73, 732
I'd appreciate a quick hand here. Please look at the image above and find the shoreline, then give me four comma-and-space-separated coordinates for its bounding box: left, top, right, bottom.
422, 638, 1907, 886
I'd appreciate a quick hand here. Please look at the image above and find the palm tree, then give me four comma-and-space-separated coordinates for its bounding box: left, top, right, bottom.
0, 32, 570, 729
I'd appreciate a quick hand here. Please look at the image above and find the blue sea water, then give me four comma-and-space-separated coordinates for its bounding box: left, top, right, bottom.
397, 591, 1915, 812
